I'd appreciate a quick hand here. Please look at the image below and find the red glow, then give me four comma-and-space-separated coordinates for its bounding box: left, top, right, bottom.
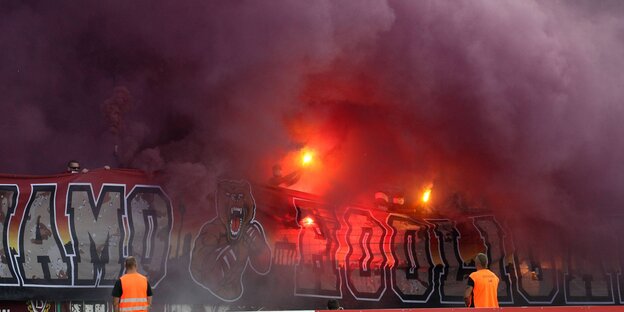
301, 150, 314, 167
302, 216, 315, 226
275, 144, 334, 194
422, 188, 431, 203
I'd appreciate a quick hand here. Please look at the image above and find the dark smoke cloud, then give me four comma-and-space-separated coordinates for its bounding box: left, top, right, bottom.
1, 0, 623, 258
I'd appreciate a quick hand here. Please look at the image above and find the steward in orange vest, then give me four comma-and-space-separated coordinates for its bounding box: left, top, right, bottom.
464, 253, 499, 308
113, 257, 153, 312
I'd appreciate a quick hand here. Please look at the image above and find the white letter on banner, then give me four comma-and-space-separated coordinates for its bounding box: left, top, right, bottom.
66, 184, 126, 286
16, 184, 71, 285
126, 186, 173, 287
0, 185, 19, 285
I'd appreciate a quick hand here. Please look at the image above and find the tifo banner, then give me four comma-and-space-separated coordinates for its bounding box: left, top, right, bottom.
0, 170, 621, 309
0, 169, 172, 297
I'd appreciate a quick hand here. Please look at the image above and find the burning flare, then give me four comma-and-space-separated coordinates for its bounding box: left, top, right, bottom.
302, 216, 315, 226
422, 188, 432, 203
301, 149, 315, 167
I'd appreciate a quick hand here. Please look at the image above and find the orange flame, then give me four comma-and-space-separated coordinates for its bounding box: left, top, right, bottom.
301, 150, 314, 167
422, 188, 432, 203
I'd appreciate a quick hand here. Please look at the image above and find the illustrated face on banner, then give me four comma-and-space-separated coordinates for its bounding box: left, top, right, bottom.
216, 181, 256, 242
190, 180, 272, 302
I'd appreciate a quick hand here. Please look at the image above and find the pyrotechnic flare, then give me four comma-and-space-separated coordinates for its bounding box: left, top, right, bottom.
422, 188, 432, 203
301, 150, 314, 167
302, 216, 314, 226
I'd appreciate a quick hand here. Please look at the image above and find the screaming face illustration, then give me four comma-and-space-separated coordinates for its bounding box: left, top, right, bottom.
190, 180, 272, 301
217, 181, 255, 242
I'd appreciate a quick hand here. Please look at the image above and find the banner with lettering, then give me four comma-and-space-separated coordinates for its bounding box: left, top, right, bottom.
0, 170, 621, 308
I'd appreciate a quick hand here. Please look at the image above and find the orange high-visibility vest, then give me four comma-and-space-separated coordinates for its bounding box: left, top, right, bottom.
119, 273, 150, 312
469, 269, 499, 308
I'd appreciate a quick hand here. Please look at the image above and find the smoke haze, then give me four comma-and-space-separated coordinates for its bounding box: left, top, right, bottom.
1, 0, 624, 258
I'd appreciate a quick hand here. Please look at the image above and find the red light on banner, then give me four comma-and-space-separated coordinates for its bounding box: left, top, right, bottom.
302, 216, 315, 226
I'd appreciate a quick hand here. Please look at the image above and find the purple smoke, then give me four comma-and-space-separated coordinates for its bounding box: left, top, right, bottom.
1, 0, 623, 259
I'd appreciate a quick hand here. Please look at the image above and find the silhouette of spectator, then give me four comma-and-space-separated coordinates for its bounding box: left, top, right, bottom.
66, 160, 83, 173
269, 164, 301, 187
327, 299, 343, 310
66, 160, 110, 174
